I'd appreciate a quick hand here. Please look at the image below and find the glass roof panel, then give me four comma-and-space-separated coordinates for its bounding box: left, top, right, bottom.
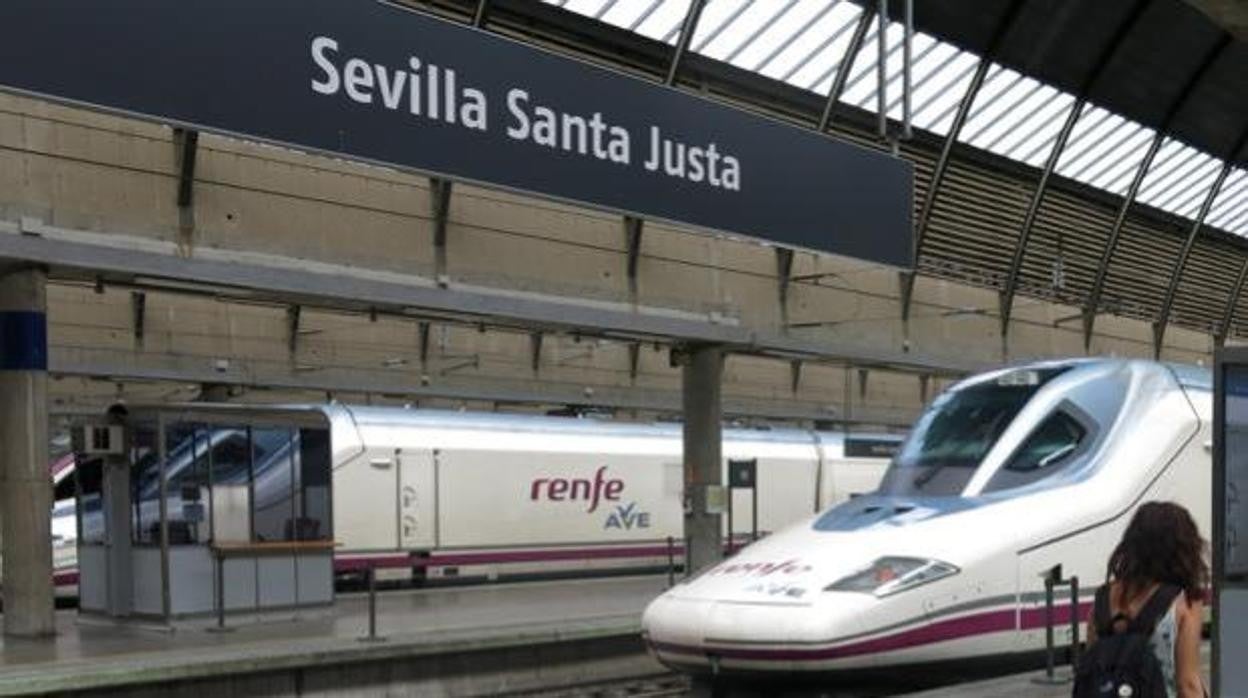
695, 1, 783, 61
769, 3, 865, 85
1137, 141, 1223, 220
546, 0, 1243, 235
1209, 169, 1248, 236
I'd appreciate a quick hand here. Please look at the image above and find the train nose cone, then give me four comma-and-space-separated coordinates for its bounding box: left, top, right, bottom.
643, 586, 876, 673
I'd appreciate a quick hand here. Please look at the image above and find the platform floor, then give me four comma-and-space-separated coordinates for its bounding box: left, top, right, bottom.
0, 575, 668, 695
896, 643, 1212, 697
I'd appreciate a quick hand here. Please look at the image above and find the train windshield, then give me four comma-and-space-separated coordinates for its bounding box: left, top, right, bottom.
878, 367, 1071, 496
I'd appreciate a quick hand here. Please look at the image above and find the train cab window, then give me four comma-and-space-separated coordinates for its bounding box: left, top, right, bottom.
878, 367, 1071, 496
983, 410, 1089, 493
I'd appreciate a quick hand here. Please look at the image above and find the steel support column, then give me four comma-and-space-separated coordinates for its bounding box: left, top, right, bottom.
1153, 160, 1234, 356
776, 247, 795, 325
680, 344, 723, 574
625, 215, 643, 297
998, 100, 1085, 333
901, 0, 912, 140
900, 1, 1023, 321
876, 0, 888, 140
431, 178, 453, 287
1220, 260, 1248, 346
173, 128, 199, 244
131, 290, 146, 347
998, 0, 1148, 338
1081, 36, 1230, 349
665, 0, 705, 86
818, 10, 872, 133
472, 0, 490, 27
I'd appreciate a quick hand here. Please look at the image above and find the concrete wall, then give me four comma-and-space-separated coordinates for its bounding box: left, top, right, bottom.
0, 93, 1215, 426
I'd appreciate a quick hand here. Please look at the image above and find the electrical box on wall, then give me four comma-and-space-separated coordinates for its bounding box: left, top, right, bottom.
75, 424, 124, 456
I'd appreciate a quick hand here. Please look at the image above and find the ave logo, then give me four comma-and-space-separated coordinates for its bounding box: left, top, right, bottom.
603, 502, 651, 530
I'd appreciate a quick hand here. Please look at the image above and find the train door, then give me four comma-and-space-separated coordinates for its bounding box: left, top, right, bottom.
397, 448, 437, 550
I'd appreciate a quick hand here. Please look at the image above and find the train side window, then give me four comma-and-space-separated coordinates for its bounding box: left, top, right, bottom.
983, 410, 1089, 493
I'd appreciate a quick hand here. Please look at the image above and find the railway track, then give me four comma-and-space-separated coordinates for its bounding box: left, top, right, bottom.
504, 672, 690, 697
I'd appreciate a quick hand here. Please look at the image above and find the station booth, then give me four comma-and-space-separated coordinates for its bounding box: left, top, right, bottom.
72, 405, 335, 623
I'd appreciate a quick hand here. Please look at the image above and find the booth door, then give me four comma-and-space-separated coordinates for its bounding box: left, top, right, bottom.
398, 449, 436, 550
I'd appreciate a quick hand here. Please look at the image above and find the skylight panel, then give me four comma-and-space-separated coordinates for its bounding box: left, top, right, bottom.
544, 0, 1239, 237
696, 1, 784, 61
1057, 108, 1132, 176
725, 0, 831, 71
772, 4, 864, 85
689, 0, 752, 53
630, 0, 691, 42
1209, 169, 1248, 235
855, 24, 942, 122
905, 46, 975, 136
1084, 128, 1156, 196
1137, 141, 1221, 218
990, 89, 1075, 167
839, 23, 901, 106
747, 1, 843, 76
560, 0, 612, 19
1162, 160, 1223, 219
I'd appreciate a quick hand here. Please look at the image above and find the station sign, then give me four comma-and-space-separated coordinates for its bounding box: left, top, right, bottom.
0, 0, 913, 268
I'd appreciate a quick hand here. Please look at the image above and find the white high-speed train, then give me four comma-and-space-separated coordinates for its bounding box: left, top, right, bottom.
642, 359, 1211, 674
50, 408, 900, 591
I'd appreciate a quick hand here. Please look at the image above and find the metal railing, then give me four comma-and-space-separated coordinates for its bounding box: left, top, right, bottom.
1034, 572, 1081, 685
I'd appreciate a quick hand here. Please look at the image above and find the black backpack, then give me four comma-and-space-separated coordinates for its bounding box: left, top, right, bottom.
1072, 583, 1181, 698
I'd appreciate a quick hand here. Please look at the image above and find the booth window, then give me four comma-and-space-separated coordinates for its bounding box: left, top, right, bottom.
130, 420, 160, 545
129, 418, 332, 545
252, 427, 295, 542
209, 427, 252, 543
64, 457, 105, 545
297, 429, 331, 542
252, 428, 332, 542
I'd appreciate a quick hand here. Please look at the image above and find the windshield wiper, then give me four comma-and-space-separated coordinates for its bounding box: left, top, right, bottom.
912, 463, 946, 490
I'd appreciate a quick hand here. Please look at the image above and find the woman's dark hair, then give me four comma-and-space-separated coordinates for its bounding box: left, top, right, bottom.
1107, 501, 1208, 603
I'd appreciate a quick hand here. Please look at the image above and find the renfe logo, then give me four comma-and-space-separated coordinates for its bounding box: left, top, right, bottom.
530, 466, 623, 513
712, 559, 814, 577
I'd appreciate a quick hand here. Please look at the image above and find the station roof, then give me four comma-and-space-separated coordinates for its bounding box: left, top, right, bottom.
541, 0, 1247, 237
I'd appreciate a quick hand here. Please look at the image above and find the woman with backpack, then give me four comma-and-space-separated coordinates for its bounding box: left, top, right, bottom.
1075, 501, 1207, 698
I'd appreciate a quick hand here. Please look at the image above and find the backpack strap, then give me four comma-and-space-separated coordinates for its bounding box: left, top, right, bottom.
1092, 584, 1120, 635
1127, 584, 1182, 635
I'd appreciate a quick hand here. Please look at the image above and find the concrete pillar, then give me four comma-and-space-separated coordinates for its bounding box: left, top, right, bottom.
681, 344, 723, 575
0, 268, 54, 636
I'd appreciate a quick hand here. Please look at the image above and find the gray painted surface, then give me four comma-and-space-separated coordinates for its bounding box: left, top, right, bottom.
222, 558, 256, 612
1220, 587, 1248, 695
77, 546, 108, 613
131, 548, 163, 616
257, 557, 296, 609
297, 555, 333, 606
168, 547, 215, 615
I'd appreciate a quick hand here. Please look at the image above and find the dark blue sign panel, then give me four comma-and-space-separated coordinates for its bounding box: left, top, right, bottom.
0, 1, 914, 267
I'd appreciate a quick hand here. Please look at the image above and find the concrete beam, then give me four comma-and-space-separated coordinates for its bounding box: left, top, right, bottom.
47, 345, 920, 427
0, 221, 979, 375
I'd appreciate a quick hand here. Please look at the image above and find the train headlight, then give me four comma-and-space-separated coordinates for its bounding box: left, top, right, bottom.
825, 556, 958, 597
